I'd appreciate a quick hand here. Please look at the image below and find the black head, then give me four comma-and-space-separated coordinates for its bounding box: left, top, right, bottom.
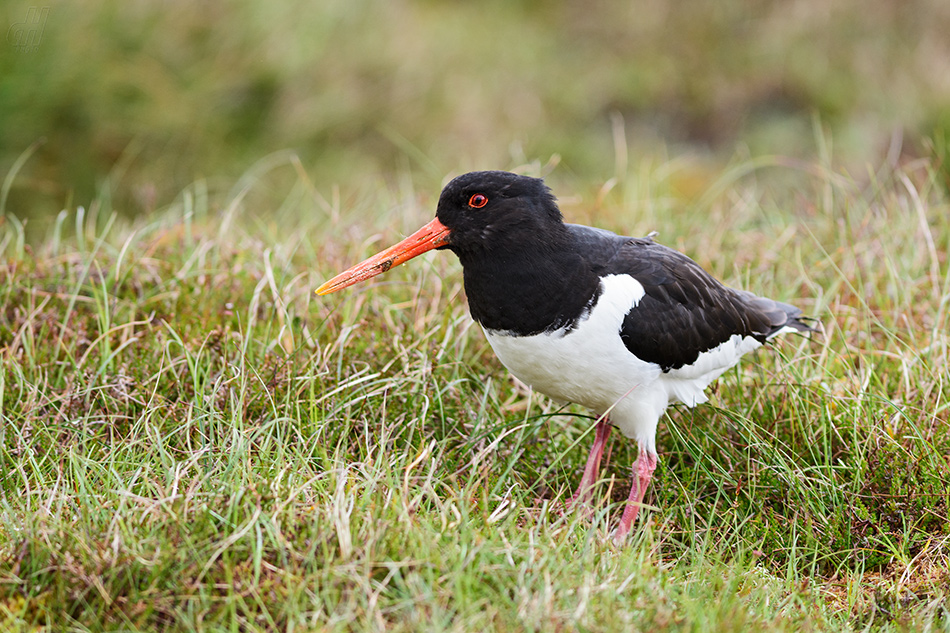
435, 171, 566, 256
316, 171, 572, 297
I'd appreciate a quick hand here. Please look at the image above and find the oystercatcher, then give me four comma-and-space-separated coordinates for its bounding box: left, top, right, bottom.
317, 171, 814, 539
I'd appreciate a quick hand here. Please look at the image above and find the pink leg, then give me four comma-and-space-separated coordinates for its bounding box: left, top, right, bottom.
615, 450, 658, 540
568, 418, 612, 506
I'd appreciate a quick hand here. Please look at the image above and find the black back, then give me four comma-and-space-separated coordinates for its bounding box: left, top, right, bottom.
587, 229, 811, 370
434, 172, 813, 371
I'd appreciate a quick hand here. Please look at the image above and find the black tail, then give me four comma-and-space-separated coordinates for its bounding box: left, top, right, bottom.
741, 293, 819, 340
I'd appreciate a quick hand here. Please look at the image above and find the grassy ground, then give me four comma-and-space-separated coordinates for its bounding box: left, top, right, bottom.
1, 146, 948, 630
4, 0, 950, 224
3, 1, 950, 630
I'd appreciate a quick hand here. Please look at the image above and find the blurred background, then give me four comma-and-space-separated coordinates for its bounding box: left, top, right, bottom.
3, 0, 950, 230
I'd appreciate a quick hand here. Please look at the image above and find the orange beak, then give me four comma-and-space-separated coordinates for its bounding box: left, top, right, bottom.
316, 217, 452, 295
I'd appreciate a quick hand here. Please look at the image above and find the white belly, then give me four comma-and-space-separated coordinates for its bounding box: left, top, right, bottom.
481, 273, 765, 454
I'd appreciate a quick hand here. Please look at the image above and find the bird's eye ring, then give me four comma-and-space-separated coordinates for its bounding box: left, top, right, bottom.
468, 194, 488, 209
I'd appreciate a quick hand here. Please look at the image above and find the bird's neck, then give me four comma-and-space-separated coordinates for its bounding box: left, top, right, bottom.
459, 242, 601, 335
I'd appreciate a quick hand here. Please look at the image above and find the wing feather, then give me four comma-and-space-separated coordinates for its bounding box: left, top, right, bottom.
595, 236, 811, 371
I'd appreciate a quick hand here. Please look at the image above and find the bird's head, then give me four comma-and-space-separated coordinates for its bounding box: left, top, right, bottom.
434, 171, 562, 254
316, 171, 564, 295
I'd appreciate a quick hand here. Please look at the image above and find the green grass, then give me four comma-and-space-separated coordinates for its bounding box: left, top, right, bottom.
1, 148, 948, 631
5, 0, 950, 225
3, 1, 949, 629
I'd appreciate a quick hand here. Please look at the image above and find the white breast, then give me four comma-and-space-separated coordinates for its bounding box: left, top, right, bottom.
483, 275, 661, 446
481, 273, 768, 454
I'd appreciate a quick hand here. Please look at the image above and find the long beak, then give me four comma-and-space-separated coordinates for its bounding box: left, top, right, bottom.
316, 217, 451, 295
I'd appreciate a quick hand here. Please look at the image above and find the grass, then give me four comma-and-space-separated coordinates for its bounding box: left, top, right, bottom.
1, 145, 948, 631
5, 0, 950, 224
3, 1, 949, 629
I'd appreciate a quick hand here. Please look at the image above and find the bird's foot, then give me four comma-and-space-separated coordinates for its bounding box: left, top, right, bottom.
564, 495, 598, 520
612, 451, 658, 542
564, 418, 613, 516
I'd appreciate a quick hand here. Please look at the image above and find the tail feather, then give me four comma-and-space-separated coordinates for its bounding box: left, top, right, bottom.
741, 293, 819, 340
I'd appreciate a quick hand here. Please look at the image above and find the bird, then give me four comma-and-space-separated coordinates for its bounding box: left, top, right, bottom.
317, 170, 815, 539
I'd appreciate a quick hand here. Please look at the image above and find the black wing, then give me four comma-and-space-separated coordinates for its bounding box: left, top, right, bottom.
580, 232, 812, 372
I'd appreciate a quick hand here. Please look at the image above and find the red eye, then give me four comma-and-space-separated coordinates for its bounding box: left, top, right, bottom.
468, 194, 488, 208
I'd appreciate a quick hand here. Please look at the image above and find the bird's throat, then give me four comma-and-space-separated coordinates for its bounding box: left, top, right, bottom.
461, 249, 601, 335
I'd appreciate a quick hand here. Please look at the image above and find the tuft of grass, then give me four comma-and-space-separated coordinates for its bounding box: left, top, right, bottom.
1, 150, 949, 631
